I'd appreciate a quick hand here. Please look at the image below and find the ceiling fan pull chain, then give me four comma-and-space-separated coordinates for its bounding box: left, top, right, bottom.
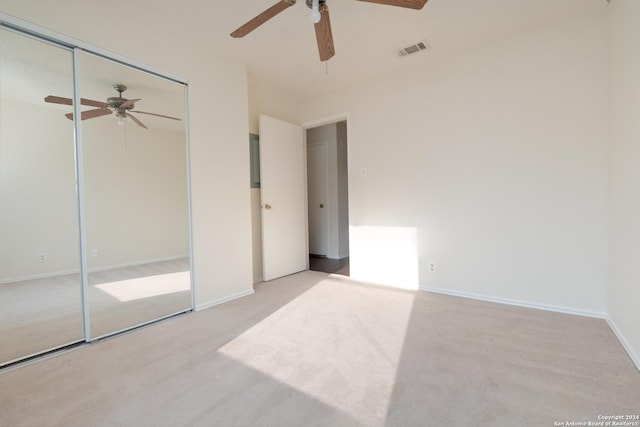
124, 120, 128, 151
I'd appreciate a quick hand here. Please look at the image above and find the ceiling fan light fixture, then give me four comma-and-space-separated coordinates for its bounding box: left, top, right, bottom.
310, 0, 321, 23
115, 111, 126, 126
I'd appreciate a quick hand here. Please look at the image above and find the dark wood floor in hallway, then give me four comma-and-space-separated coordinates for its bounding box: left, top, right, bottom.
309, 255, 349, 276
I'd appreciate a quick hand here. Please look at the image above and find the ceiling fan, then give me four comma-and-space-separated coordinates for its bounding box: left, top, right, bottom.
230, 0, 428, 62
44, 84, 181, 129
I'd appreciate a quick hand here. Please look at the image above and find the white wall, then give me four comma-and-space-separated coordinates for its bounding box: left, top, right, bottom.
0, 97, 188, 280
0, 99, 79, 279
608, 0, 640, 368
0, 2, 254, 307
247, 75, 299, 135
81, 115, 189, 271
297, 6, 610, 312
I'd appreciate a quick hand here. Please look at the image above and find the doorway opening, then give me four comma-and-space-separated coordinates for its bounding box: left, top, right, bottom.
306, 120, 349, 276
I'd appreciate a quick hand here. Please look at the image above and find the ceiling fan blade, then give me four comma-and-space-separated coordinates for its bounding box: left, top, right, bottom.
357, 0, 428, 10
126, 113, 148, 129
314, 5, 335, 62
45, 95, 73, 105
131, 111, 182, 121
45, 95, 109, 108
231, 0, 296, 38
81, 98, 109, 108
65, 108, 112, 121
119, 98, 141, 109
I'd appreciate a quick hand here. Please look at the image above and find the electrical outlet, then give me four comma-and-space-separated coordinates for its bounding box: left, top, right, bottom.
429, 262, 436, 273
91, 249, 99, 257
38, 252, 47, 262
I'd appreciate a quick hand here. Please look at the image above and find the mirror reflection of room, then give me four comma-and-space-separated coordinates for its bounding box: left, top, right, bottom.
76, 52, 191, 339
0, 27, 193, 367
0, 28, 84, 365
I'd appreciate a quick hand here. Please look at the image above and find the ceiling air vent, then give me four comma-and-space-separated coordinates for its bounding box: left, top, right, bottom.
398, 40, 430, 57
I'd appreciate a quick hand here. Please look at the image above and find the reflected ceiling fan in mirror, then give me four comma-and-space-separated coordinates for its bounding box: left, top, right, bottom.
230, 0, 429, 62
44, 84, 181, 129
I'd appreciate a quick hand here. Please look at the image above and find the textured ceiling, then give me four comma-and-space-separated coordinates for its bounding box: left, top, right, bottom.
1, 0, 606, 103
195, 0, 606, 100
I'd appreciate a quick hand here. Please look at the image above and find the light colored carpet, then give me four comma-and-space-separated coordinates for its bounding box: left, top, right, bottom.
0, 270, 638, 426
0, 258, 191, 364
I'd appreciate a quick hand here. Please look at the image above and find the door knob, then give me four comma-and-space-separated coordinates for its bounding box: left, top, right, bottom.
264, 204, 272, 210
319, 204, 324, 208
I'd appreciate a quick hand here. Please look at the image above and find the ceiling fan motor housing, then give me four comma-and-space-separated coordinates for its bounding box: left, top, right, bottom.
107, 97, 135, 110
107, 84, 135, 111
305, 0, 327, 10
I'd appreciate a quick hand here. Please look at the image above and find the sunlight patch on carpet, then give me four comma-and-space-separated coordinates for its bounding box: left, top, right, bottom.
218, 275, 415, 423
94, 271, 190, 302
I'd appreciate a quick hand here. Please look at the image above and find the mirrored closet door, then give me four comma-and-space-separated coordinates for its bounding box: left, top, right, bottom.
0, 27, 84, 365
0, 21, 193, 366
76, 51, 191, 339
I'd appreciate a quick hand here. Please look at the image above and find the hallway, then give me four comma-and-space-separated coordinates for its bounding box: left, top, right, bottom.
309, 255, 349, 276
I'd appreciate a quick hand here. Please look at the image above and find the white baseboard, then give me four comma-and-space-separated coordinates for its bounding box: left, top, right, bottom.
419, 286, 607, 319
195, 289, 255, 311
0, 269, 79, 284
1, 254, 189, 284
88, 254, 189, 273
605, 317, 640, 372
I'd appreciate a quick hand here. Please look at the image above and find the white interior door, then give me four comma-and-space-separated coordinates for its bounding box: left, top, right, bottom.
259, 115, 307, 281
307, 142, 329, 256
